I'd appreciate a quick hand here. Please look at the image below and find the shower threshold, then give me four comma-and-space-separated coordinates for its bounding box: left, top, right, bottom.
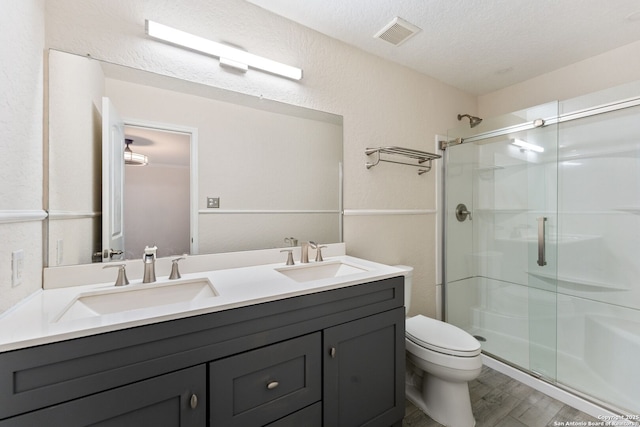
481, 354, 631, 422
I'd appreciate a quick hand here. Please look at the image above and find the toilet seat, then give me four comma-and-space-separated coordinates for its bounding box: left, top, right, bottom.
406, 315, 481, 357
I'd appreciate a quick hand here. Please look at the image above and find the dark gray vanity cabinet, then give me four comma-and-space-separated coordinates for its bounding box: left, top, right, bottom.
0, 365, 206, 427
0, 276, 404, 427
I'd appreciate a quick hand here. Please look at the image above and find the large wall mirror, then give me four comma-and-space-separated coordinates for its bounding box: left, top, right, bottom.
47, 49, 343, 267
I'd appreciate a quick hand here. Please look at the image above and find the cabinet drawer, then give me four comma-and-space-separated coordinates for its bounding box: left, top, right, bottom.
266, 402, 322, 427
210, 332, 321, 427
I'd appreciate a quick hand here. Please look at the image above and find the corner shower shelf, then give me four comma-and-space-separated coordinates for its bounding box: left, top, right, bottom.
365, 146, 441, 175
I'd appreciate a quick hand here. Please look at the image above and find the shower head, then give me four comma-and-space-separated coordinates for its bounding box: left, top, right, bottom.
457, 114, 483, 128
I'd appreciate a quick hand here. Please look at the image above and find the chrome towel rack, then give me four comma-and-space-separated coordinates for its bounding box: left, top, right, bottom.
365, 146, 441, 175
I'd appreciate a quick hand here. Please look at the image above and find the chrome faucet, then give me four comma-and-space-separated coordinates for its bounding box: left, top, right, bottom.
300, 241, 317, 263
169, 256, 185, 280
280, 249, 295, 265
315, 245, 327, 262
103, 264, 130, 286
142, 245, 157, 283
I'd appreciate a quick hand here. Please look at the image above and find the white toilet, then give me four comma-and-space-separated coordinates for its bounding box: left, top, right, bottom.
396, 266, 482, 427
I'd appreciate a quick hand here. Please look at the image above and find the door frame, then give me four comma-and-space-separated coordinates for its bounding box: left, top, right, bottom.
123, 118, 200, 256
101, 97, 126, 261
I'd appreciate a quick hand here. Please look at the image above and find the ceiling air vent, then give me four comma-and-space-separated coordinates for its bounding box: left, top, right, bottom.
374, 17, 421, 46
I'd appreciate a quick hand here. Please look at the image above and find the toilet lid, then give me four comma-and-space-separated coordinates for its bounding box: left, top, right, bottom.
406, 315, 481, 357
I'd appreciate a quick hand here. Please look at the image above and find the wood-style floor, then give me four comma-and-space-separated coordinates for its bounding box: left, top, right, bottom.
403, 366, 601, 427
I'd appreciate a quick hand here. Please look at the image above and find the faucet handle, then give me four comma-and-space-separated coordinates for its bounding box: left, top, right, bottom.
284, 237, 298, 247
280, 249, 295, 265
169, 257, 185, 280
315, 245, 328, 262
144, 245, 158, 260
103, 264, 130, 287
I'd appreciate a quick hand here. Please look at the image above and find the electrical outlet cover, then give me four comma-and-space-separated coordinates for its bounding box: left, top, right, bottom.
56, 239, 64, 266
12, 249, 24, 287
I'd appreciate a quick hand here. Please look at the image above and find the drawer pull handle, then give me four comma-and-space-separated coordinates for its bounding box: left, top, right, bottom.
330, 347, 336, 358
267, 381, 279, 390
190, 393, 198, 409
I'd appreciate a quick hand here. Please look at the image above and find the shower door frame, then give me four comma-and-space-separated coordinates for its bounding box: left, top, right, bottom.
443, 102, 560, 382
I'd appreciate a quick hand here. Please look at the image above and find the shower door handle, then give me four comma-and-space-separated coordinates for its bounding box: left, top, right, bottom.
537, 217, 547, 266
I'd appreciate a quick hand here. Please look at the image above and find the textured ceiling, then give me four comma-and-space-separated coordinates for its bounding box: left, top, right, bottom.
247, 0, 640, 95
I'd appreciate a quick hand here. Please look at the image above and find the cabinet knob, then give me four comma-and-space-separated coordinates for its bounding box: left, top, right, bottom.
190, 393, 198, 409
267, 381, 279, 390
329, 347, 336, 358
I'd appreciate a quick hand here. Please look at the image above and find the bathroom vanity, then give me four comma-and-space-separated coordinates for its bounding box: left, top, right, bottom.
0, 255, 405, 427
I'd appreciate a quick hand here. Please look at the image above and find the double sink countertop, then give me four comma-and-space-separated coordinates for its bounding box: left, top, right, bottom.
0, 252, 404, 353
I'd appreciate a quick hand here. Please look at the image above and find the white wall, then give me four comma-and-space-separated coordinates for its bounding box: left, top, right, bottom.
479, 40, 640, 117
0, 0, 45, 313
44, 0, 477, 318
48, 49, 104, 266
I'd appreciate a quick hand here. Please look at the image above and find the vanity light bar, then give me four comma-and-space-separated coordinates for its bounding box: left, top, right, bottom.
145, 20, 303, 81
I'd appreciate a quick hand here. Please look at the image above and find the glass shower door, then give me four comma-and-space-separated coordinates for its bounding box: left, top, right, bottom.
554, 94, 640, 413
444, 102, 558, 380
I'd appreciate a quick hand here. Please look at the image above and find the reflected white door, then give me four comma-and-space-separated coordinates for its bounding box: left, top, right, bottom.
101, 97, 125, 261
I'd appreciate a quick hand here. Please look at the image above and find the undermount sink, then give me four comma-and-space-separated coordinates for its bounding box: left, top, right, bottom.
275, 260, 369, 283
54, 278, 218, 323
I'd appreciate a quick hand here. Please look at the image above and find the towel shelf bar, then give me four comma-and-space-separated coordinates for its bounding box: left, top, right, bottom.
365, 146, 441, 175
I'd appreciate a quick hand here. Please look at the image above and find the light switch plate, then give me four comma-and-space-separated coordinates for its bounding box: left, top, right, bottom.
207, 197, 220, 208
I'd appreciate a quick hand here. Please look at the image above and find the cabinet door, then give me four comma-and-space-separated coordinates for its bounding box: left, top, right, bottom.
324, 308, 405, 427
0, 365, 205, 427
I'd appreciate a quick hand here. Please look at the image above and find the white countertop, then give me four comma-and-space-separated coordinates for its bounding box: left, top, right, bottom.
0, 256, 404, 352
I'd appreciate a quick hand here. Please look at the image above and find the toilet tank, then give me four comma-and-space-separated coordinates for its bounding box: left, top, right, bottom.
394, 265, 413, 315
